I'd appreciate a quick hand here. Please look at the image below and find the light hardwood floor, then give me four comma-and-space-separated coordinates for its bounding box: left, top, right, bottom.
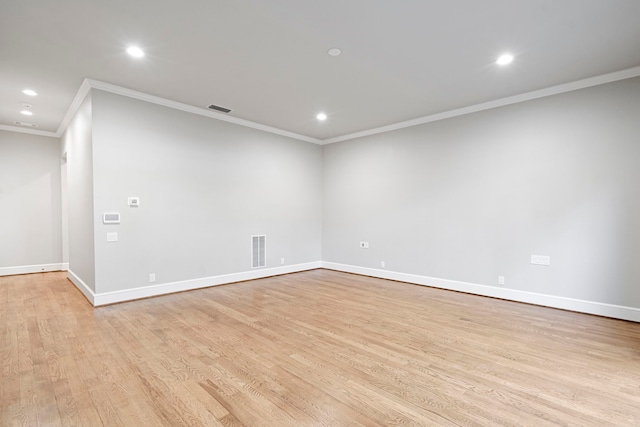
1, 269, 640, 426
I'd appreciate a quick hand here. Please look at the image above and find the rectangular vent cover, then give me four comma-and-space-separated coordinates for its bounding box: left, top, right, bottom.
13, 121, 38, 127
251, 235, 266, 268
208, 104, 232, 113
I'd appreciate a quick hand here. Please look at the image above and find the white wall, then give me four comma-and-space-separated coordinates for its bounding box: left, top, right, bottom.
323, 77, 640, 312
61, 160, 68, 264
5, 75, 640, 319
90, 90, 323, 295
0, 130, 62, 274
61, 94, 96, 291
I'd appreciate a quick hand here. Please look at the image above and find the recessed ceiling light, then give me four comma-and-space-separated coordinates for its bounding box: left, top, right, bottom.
126, 46, 145, 58
317, 113, 327, 121
22, 89, 38, 96
20, 109, 33, 116
327, 48, 342, 57
496, 54, 514, 65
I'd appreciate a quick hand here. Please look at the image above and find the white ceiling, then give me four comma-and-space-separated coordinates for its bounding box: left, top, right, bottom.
2, 0, 640, 142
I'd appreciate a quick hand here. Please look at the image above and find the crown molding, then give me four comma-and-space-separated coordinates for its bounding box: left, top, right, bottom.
322, 65, 640, 144
81, 79, 322, 144
56, 78, 92, 137
0, 124, 57, 138
53, 65, 640, 144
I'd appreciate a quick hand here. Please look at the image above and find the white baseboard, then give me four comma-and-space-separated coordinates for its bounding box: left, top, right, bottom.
63, 260, 640, 322
89, 262, 322, 306
67, 270, 95, 305
0, 263, 67, 277
321, 262, 640, 323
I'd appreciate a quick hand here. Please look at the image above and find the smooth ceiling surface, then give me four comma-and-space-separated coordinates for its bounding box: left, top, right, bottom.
2, 0, 640, 141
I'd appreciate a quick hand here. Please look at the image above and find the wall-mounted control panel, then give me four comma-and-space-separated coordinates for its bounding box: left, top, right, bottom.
531, 255, 551, 266
103, 212, 120, 224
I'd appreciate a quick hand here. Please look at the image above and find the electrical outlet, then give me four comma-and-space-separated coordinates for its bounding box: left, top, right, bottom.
106, 232, 118, 242
359, 241, 369, 249
149, 273, 156, 283
498, 276, 505, 285
381, 261, 386, 269
281, 257, 285, 265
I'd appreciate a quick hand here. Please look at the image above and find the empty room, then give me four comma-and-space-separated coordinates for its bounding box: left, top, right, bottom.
2, 1, 640, 425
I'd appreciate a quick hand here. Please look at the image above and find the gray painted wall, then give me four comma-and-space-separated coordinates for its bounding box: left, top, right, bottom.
90, 90, 322, 293
0, 130, 61, 269
323, 77, 640, 308
61, 94, 96, 291
4, 75, 639, 314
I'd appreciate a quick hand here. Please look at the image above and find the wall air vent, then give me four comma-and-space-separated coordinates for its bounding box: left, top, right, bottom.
13, 121, 38, 127
251, 235, 266, 268
208, 104, 232, 113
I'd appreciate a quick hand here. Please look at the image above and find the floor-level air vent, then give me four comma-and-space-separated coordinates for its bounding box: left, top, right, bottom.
251, 235, 266, 268
208, 104, 232, 113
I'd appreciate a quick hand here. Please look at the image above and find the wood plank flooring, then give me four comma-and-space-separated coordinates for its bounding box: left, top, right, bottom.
2, 269, 640, 426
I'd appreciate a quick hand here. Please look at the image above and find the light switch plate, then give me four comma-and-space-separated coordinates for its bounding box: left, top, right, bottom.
107, 232, 118, 242
128, 197, 140, 207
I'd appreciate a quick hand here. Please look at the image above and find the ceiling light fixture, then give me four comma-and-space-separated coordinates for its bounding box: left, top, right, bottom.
316, 113, 327, 121
22, 89, 38, 96
496, 53, 514, 65
328, 48, 342, 57
126, 46, 145, 58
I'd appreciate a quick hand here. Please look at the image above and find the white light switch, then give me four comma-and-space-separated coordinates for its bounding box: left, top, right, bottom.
128, 197, 140, 207
107, 232, 118, 242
